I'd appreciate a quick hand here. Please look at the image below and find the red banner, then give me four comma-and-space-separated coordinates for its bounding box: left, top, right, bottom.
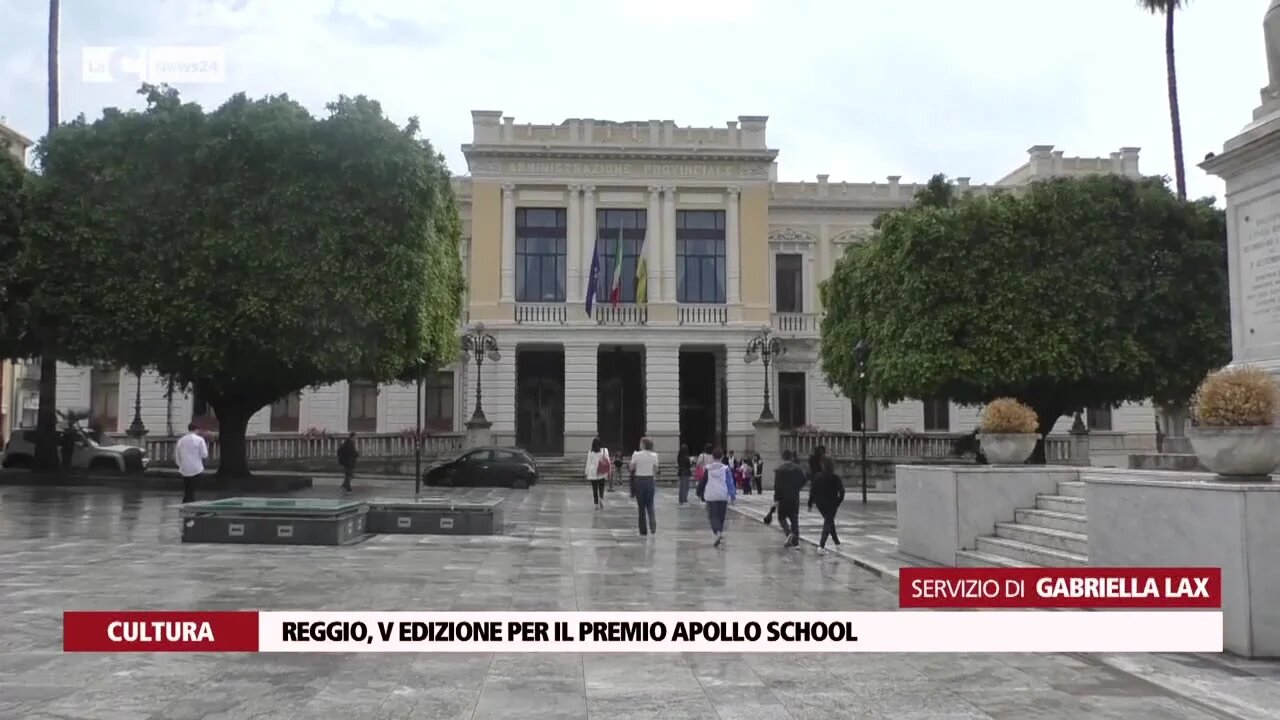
63, 611, 259, 652
899, 567, 1221, 609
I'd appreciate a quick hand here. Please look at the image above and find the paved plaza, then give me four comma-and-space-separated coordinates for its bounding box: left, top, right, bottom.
2, 480, 1280, 719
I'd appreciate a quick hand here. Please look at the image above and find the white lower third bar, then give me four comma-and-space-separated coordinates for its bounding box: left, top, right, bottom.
256, 611, 1224, 653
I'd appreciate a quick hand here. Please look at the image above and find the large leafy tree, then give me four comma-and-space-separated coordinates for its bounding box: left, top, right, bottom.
30, 86, 463, 477
1138, 0, 1189, 200
820, 174, 1227, 463
0, 151, 31, 361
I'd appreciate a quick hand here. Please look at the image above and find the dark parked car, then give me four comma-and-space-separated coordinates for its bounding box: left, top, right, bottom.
423, 447, 538, 488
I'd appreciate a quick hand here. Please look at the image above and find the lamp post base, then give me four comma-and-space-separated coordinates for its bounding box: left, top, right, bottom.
752, 417, 781, 491
465, 417, 493, 448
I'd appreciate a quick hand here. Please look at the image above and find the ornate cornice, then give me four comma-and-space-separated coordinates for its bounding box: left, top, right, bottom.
462, 144, 778, 164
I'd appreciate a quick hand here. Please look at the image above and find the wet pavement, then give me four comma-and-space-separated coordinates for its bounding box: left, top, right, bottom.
1, 479, 1278, 719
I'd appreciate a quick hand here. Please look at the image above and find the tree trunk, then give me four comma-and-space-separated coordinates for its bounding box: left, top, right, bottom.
209, 401, 252, 479
1027, 403, 1066, 465
34, 0, 61, 472
1165, 8, 1186, 200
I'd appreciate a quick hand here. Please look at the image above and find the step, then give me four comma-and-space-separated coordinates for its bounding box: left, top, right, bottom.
994, 522, 1088, 555
1036, 494, 1086, 514
974, 536, 1088, 567
1056, 481, 1086, 498
1014, 508, 1087, 534
955, 549, 1039, 568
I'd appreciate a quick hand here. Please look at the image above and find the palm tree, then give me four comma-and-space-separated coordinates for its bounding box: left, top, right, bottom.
1138, 0, 1188, 200
34, 0, 60, 470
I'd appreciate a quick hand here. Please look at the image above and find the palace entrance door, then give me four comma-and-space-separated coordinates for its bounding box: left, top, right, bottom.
516, 350, 565, 456
597, 346, 645, 455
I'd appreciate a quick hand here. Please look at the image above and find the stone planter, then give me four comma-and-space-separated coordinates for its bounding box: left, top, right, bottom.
1187, 426, 1280, 480
977, 433, 1038, 465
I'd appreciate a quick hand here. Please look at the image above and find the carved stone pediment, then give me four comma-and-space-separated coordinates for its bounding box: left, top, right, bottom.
768, 228, 817, 245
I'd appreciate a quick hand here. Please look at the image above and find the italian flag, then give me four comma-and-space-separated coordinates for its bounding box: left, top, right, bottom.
609, 226, 624, 306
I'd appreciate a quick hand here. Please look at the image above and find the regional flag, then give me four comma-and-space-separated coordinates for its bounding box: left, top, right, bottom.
609, 226, 624, 307
635, 223, 649, 305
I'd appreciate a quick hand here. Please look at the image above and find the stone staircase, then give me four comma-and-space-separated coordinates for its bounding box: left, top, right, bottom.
956, 479, 1089, 567
534, 455, 687, 486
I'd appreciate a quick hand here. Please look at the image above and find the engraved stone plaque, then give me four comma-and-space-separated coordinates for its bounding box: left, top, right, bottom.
1238, 195, 1280, 349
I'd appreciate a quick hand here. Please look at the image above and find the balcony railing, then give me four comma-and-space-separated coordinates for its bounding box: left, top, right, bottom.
514, 302, 567, 324
678, 304, 728, 325
782, 430, 1080, 464
771, 312, 819, 336
595, 304, 647, 325
111, 431, 466, 465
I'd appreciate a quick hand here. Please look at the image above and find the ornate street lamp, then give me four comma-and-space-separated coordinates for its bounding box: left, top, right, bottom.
854, 339, 871, 505
744, 327, 785, 422
461, 323, 500, 426
126, 366, 148, 442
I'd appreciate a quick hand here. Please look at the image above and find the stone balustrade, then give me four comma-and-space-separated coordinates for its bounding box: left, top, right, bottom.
110, 431, 466, 465
782, 431, 1080, 464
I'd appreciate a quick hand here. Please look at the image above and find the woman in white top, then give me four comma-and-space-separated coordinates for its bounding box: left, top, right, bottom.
629, 437, 660, 537
585, 437, 611, 509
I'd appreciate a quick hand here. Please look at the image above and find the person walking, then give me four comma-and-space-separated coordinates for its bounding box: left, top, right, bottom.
585, 438, 611, 509
611, 450, 624, 493
630, 437, 660, 537
337, 432, 359, 492
751, 453, 764, 496
676, 444, 692, 505
773, 449, 808, 549
175, 423, 209, 504
808, 456, 846, 553
698, 447, 735, 547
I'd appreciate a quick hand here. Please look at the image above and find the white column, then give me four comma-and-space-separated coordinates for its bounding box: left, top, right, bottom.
501, 183, 515, 303
726, 186, 741, 305
567, 184, 582, 303
804, 247, 815, 314
662, 186, 677, 303
563, 342, 598, 454
644, 344, 680, 456
582, 185, 597, 307
647, 186, 662, 302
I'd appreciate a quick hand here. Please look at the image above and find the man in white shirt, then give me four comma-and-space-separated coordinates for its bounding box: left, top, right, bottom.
176, 423, 209, 503
629, 437, 660, 537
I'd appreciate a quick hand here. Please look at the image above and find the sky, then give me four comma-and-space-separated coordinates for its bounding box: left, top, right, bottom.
0, 0, 1264, 202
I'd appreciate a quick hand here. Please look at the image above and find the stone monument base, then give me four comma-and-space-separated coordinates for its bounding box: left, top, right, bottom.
180, 497, 369, 545
366, 498, 504, 535
1085, 470, 1280, 658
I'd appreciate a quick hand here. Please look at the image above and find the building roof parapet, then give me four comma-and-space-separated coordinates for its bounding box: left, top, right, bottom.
469, 110, 772, 152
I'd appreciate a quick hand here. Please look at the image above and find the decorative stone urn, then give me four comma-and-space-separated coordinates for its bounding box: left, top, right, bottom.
1187, 426, 1280, 480
977, 433, 1038, 465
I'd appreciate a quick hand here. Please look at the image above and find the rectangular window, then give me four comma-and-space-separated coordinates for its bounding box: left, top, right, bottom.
424, 371, 455, 432
348, 381, 378, 433
676, 210, 726, 304
775, 253, 803, 312
778, 372, 807, 430
89, 367, 120, 432
1087, 406, 1113, 432
852, 397, 879, 432
515, 208, 567, 303
923, 397, 950, 432
270, 392, 300, 432
595, 208, 647, 304
191, 387, 219, 431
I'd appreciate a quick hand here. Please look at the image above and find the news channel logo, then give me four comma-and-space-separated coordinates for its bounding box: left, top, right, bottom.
82, 46, 226, 85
